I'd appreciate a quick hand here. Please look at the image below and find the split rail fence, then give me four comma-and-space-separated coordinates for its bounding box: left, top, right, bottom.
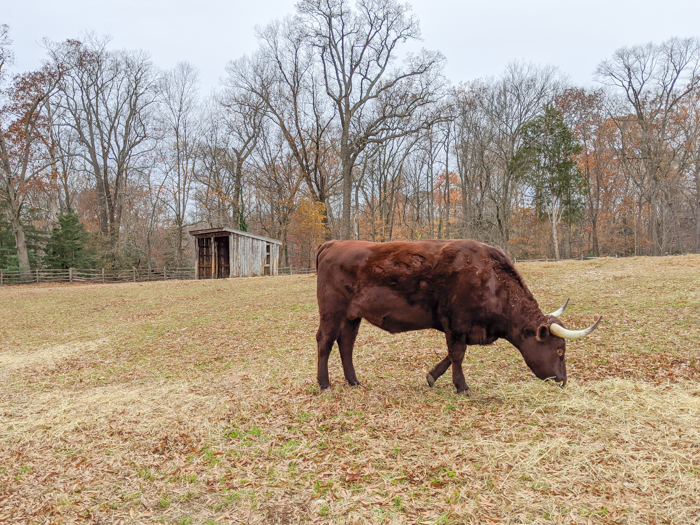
0, 266, 316, 286
0, 267, 195, 286
3, 253, 677, 287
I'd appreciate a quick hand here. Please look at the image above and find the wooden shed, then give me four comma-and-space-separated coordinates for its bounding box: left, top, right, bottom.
189, 227, 282, 279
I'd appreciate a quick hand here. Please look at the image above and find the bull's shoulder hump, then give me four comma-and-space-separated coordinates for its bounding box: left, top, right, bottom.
316, 240, 376, 268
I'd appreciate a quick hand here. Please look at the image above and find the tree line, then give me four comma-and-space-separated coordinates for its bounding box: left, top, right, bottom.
2, 0, 700, 276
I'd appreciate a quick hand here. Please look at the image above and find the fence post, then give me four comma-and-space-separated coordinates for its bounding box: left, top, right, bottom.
102, 268, 105, 284
69, 268, 73, 284
36, 269, 40, 284
164, 265, 167, 280
133, 267, 137, 282
0, 269, 3, 286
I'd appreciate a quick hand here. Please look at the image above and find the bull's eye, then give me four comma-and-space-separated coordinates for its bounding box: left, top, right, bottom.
557, 349, 564, 356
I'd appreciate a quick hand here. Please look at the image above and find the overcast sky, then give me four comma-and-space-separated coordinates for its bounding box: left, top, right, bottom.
4, 0, 700, 93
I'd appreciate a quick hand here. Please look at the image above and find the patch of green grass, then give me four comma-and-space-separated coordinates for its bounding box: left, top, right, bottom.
137, 469, 156, 481
295, 411, 312, 423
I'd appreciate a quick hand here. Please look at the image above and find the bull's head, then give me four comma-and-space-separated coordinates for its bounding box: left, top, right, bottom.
518, 299, 602, 386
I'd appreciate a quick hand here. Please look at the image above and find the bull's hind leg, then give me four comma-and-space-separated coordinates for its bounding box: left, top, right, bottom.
446, 332, 469, 394
426, 356, 451, 387
338, 318, 362, 386
316, 315, 342, 390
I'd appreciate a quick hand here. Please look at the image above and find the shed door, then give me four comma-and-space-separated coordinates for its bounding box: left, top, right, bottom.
216, 237, 230, 278
198, 238, 213, 278
264, 243, 271, 276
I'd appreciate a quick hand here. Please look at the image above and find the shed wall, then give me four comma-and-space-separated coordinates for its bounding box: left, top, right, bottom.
271, 244, 279, 275
252, 239, 264, 276
240, 236, 252, 277
192, 229, 282, 279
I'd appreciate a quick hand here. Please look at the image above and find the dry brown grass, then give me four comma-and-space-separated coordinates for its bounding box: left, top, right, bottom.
0, 255, 699, 524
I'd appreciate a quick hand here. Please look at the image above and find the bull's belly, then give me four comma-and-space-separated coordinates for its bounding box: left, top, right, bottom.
348, 289, 434, 334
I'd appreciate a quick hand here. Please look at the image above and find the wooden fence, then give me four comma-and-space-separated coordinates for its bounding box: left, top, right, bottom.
0, 267, 195, 286
1, 252, 691, 287
278, 267, 316, 275
0, 266, 317, 286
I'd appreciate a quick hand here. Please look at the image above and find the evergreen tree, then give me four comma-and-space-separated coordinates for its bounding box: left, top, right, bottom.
238, 202, 248, 232
0, 216, 16, 269
516, 105, 584, 259
44, 211, 95, 269
0, 207, 48, 270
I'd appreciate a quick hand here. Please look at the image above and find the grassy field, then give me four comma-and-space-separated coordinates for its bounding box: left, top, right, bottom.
1, 255, 699, 524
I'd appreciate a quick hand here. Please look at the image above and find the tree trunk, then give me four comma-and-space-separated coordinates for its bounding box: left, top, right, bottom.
0, 136, 31, 277
322, 196, 332, 241
650, 189, 661, 256
12, 220, 31, 274
340, 140, 354, 240
499, 173, 512, 253
459, 167, 469, 238
6, 185, 31, 275
591, 216, 600, 257
444, 131, 450, 239
635, 196, 643, 256
551, 214, 560, 260
428, 161, 435, 238
696, 169, 700, 253
234, 158, 243, 228
550, 191, 560, 260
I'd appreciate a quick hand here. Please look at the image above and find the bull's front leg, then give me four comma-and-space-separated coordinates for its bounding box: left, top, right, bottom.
426, 356, 451, 387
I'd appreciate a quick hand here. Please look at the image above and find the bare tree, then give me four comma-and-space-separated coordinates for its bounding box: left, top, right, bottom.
596, 37, 700, 254
227, 18, 338, 234
297, 0, 445, 239
48, 36, 158, 254
558, 88, 617, 256
453, 84, 494, 241
677, 89, 700, 253
479, 63, 561, 252
359, 131, 419, 241
196, 104, 236, 227
251, 121, 303, 264
0, 27, 61, 274
217, 81, 266, 229
0, 24, 11, 81
157, 62, 201, 266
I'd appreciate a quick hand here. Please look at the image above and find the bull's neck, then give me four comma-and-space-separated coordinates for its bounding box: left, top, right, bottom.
502, 298, 547, 350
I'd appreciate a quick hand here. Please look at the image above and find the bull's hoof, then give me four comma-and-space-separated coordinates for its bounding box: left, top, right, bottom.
319, 383, 332, 390
426, 373, 436, 388
346, 380, 361, 387
456, 387, 470, 396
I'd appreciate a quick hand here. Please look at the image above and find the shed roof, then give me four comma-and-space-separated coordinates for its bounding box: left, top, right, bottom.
188, 227, 282, 245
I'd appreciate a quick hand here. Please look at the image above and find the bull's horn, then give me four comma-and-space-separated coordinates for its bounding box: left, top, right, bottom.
550, 316, 603, 340
548, 298, 569, 317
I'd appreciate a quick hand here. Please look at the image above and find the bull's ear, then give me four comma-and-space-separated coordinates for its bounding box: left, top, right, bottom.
536, 324, 549, 342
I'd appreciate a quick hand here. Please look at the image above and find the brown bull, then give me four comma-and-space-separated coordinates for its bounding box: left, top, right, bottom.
315, 239, 601, 393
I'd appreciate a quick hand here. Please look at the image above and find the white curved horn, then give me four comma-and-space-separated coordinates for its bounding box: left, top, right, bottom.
550, 316, 603, 340
548, 298, 570, 317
